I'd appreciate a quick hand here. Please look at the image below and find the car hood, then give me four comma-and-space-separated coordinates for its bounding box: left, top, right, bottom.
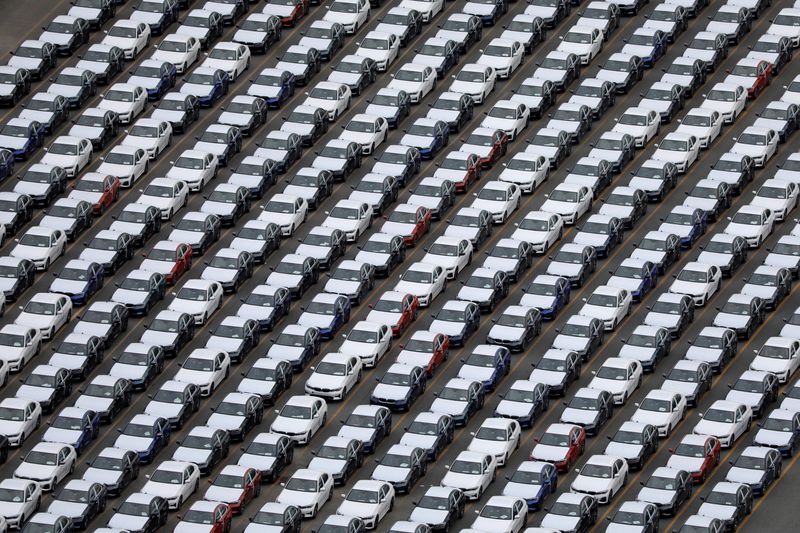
372, 383, 409, 401
600, 204, 634, 219
541, 513, 580, 531
561, 407, 599, 425
47, 499, 88, 518
172, 446, 213, 464
430, 398, 468, 417
754, 428, 792, 447
49, 278, 88, 295
495, 400, 534, 418
698, 502, 737, 521
553, 335, 590, 352
571, 475, 613, 493
487, 324, 525, 342
108, 513, 149, 530
202, 266, 237, 283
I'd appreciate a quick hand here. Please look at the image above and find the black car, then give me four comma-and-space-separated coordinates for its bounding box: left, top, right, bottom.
412, 487, 465, 531
297, 227, 346, 270
20, 365, 72, 413
301, 22, 345, 61
640, 467, 693, 516
661, 58, 705, 98
269, 324, 321, 372
50, 67, 97, 108
548, 243, 597, 287
502, 15, 545, 54
607, 423, 658, 470
239, 285, 291, 332
314, 140, 361, 181
240, 433, 295, 482
686, 32, 728, 72
71, 108, 119, 149
350, 174, 399, 216
600, 54, 644, 94
0, 66, 31, 106
132, 0, 179, 35
438, 13, 482, 52
240, 358, 292, 404
145, 310, 196, 357
528, 0, 569, 28
729, 372, 779, 418
575, 216, 623, 258
87, 448, 141, 496
182, 9, 223, 49
428, 92, 474, 132
340, 406, 392, 454
483, 239, 532, 282
80, 301, 130, 347
0, 257, 36, 301
700, 483, 753, 531
512, 78, 555, 119
356, 233, 405, 277
603, 187, 647, 228
711, 153, 754, 195
528, 128, 571, 169
378, 8, 422, 47
83, 231, 134, 273
562, 388, 613, 435
549, 103, 592, 144
633, 230, 681, 275
176, 426, 230, 474
757, 101, 798, 142
404, 412, 454, 460
487, 306, 541, 352
728, 447, 782, 495
374, 445, 427, 494
112, 494, 168, 531
431, 301, 481, 347
234, 14, 282, 53
642, 82, 684, 123
495, 380, 549, 427
211, 393, 263, 441
258, 131, 302, 172
700, 234, 747, 277
373, 145, 420, 186
312, 437, 363, 485
568, 158, 613, 194
111, 204, 161, 248
80, 375, 133, 422
74, 0, 117, 29
325, 261, 375, 304
231, 221, 281, 264
170, 212, 222, 256
195, 125, 242, 167
284, 168, 332, 209
42, 16, 90, 55
663, 362, 712, 408
79, 44, 124, 85
267, 254, 319, 300
717, 293, 764, 339
10, 41, 57, 81
556, 316, 605, 361
44, 199, 93, 241
277, 47, 320, 86
570, 79, 615, 119
229, 158, 278, 201
447, 208, 492, 248
146, 381, 200, 429
220, 96, 268, 136
18, 164, 67, 206
630, 160, 679, 202
52, 479, 108, 529
22, 93, 69, 134
416, 38, 459, 79
622, 326, 671, 372
282, 106, 328, 146
203, 249, 254, 293
111, 343, 161, 393
689, 327, 737, 373
152, 92, 200, 133
52, 333, 105, 381
460, 269, 509, 313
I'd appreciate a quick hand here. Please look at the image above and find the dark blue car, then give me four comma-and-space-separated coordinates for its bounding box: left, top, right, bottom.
134, 0, 180, 35
116, 414, 171, 463
0, 118, 42, 160
609, 259, 658, 302
459, 345, 511, 391
53, 260, 105, 306
521, 275, 571, 320
130, 60, 177, 100
624, 29, 667, 68
0, 148, 14, 181
662, 206, 706, 248
301, 293, 351, 340
418, 38, 460, 78
182, 67, 229, 107
47, 407, 101, 454
402, 118, 449, 159
469, 0, 507, 25
504, 461, 558, 510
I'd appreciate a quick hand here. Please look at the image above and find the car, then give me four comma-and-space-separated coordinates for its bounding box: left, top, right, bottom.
337, 479, 396, 529
173, 348, 230, 396
303, 81, 352, 123
170, 425, 229, 474
597, 53, 644, 95
731, 127, 779, 168
670, 262, 722, 307
599, 186, 648, 229
127, 60, 178, 101
200, 183, 251, 228
659, 206, 706, 248
323, 260, 375, 305
666, 434, 722, 485
98, 83, 148, 125
408, 486, 465, 531
741, 265, 792, 310
540, 492, 598, 533
165, 149, 220, 192
0, 118, 42, 161
40, 14, 89, 56
613, 107, 660, 148
607, 258, 658, 302
0, 324, 41, 374
754, 101, 798, 143
588, 131, 635, 174
511, 77, 555, 120
573, 214, 623, 258
69, 173, 120, 217
40, 198, 93, 243
9, 40, 57, 81
724, 205, 775, 247
177, 9, 223, 50
440, 450, 496, 501
753, 408, 800, 456
167, 277, 223, 325
179, 67, 229, 107
529, 348, 581, 397
532, 52, 579, 94
640, 82, 686, 124
42, 406, 100, 453
372, 145, 419, 186
200, 247, 254, 293
152, 34, 201, 74
481, 239, 533, 283
564, 157, 615, 196
341, 115, 389, 155
541, 184, 592, 225
553, 315, 604, 361
486, 306, 541, 352
14, 442, 76, 492
605, 421, 659, 471
694, 400, 752, 448
308, 435, 363, 486
206, 392, 263, 442
97, 145, 150, 188
141, 460, 200, 510
497, 153, 548, 195
15, 292, 72, 340
748, 34, 791, 76
174, 500, 233, 532
264, 254, 319, 301
73, 43, 123, 87
354, 31, 399, 73
414, 37, 459, 80
467, 418, 520, 468
151, 92, 200, 133
201, 42, 251, 83
750, 336, 800, 384
622, 28, 667, 67
364, 89, 409, 129
430, 300, 480, 347
430, 378, 485, 427
501, 461, 557, 513
297, 20, 344, 62
560, 387, 613, 436
684, 326, 738, 373
297, 293, 351, 340
707, 4, 750, 44
192, 124, 243, 168
698, 234, 748, 278
545, 243, 596, 287
276, 469, 333, 518
371, 364, 427, 411
237, 432, 294, 481
381, 204, 431, 247
348, 174, 398, 216
140, 241, 193, 287
579, 285, 632, 331
631, 388, 688, 437
726, 370, 779, 418
366, 291, 419, 337
570, 454, 629, 505
258, 194, 309, 237
270, 395, 328, 445
696, 482, 753, 531
557, 26, 602, 66
589, 358, 642, 405
457, 345, 511, 392
49, 259, 104, 306
274, 45, 320, 87
106, 492, 168, 532
707, 153, 754, 195
449, 63, 497, 104
312, 140, 362, 181
519, 274, 570, 320
282, 167, 332, 210
322, 200, 372, 242
725, 446, 781, 495
15, 363, 71, 415
143, 379, 200, 429
701, 84, 747, 126
408, 178, 456, 220
295, 226, 346, 271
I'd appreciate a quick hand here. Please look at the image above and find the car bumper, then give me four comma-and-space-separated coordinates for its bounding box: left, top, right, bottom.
304, 384, 346, 400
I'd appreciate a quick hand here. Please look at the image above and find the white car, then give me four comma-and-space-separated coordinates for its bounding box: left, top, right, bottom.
498, 153, 548, 193
137, 177, 189, 220
270, 395, 328, 444
40, 136, 93, 178
277, 469, 334, 518
0, 325, 42, 374
751, 179, 798, 221
304, 82, 352, 122
337, 480, 395, 529
482, 100, 529, 141
201, 41, 251, 81
631, 389, 687, 437
152, 33, 201, 73
750, 336, 800, 383
557, 26, 603, 64
694, 400, 752, 447
540, 183, 592, 225
441, 450, 497, 501
399, 0, 443, 22
340, 321, 391, 368
174, 348, 231, 396
477, 39, 524, 79
166, 149, 219, 192
0, 478, 41, 528
511, 211, 563, 252
0, 398, 42, 446
14, 442, 76, 492
355, 31, 399, 72
701, 83, 747, 124
467, 418, 521, 466
613, 107, 660, 148
322, 199, 372, 242
449, 64, 497, 104
570, 455, 629, 505
724, 205, 775, 247
168, 279, 223, 324
340, 114, 389, 155
471, 181, 521, 224
122, 118, 173, 160
471, 495, 527, 533
388, 63, 436, 104
324, 0, 370, 33
142, 461, 200, 510
102, 19, 151, 60
653, 133, 700, 173
769, 8, 800, 47
98, 145, 150, 187
15, 292, 72, 340
259, 193, 308, 236
731, 127, 779, 168
98, 83, 148, 124
394, 262, 446, 307
421, 236, 473, 279
579, 285, 632, 331
588, 358, 642, 405
11, 226, 67, 271
669, 262, 721, 307
304, 353, 362, 400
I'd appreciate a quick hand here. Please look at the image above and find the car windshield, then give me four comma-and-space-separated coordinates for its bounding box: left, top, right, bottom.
316, 361, 347, 376
703, 408, 735, 423
456, 70, 485, 82
517, 82, 544, 96
319, 146, 349, 159
22, 301, 56, 315
484, 44, 512, 57
563, 31, 593, 44
372, 299, 402, 313
596, 366, 628, 380
639, 398, 670, 412
275, 331, 306, 347
176, 288, 209, 301
629, 333, 657, 348
370, 94, 400, 107
264, 200, 294, 214
0, 488, 25, 502
586, 293, 619, 307
182, 357, 214, 372
149, 318, 180, 332
279, 404, 312, 419
762, 417, 793, 432
309, 88, 339, 101
51, 415, 83, 431
550, 501, 581, 516
732, 212, 763, 225
604, 59, 632, 72
580, 464, 613, 478
118, 502, 151, 517
733, 378, 762, 393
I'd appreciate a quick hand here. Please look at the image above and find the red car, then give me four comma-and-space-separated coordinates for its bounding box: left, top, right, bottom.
727, 58, 772, 99
141, 240, 192, 285
530, 423, 586, 472
70, 172, 120, 215
460, 128, 509, 168
382, 204, 432, 246
265, 0, 308, 27
174, 500, 232, 533
433, 151, 482, 192
396, 330, 450, 376
367, 291, 419, 337
667, 434, 721, 483
204, 465, 262, 514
